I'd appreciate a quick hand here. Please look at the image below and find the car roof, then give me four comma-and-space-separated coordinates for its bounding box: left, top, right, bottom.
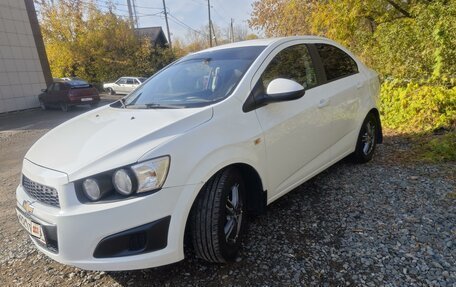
192, 36, 331, 55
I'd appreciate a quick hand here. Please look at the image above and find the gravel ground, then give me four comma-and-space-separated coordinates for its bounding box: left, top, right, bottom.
0, 107, 454, 286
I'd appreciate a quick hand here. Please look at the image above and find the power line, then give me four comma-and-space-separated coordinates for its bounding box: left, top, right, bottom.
211, 5, 230, 24
188, 0, 206, 6
135, 11, 163, 18
94, 0, 162, 11
168, 13, 205, 36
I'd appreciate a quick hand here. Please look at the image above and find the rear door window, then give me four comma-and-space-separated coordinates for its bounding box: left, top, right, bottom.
315, 44, 358, 81
126, 79, 135, 85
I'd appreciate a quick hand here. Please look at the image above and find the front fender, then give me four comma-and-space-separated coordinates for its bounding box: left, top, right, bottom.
166, 145, 267, 260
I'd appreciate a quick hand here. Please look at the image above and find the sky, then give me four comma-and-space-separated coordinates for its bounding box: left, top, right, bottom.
111, 0, 257, 42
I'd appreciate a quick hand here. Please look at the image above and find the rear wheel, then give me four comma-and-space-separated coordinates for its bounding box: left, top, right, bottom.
190, 167, 246, 263
60, 103, 69, 112
353, 113, 378, 163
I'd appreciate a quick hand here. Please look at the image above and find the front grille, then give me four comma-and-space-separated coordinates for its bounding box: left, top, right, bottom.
22, 175, 60, 208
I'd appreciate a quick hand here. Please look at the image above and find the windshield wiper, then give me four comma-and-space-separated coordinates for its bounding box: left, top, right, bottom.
125, 103, 184, 109
145, 103, 184, 109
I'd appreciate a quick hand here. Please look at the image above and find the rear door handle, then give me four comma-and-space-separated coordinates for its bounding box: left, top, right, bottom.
356, 82, 364, 89
318, 98, 329, 108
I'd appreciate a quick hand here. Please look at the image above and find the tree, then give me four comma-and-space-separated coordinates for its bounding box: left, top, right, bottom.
37, 0, 175, 83
249, 0, 456, 83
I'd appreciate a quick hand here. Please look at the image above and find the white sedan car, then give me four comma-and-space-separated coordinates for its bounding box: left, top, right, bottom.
16, 36, 382, 271
103, 76, 146, 95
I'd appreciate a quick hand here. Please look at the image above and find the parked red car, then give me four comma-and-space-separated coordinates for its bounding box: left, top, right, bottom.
39, 79, 100, 112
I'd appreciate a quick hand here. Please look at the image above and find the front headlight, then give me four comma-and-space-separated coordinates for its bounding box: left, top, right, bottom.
131, 156, 170, 193
77, 155, 170, 202
82, 177, 111, 201
113, 169, 136, 196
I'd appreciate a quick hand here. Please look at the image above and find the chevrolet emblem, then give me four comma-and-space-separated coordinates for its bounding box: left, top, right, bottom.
22, 200, 34, 214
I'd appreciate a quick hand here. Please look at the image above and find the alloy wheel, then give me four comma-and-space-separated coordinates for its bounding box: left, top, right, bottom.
224, 183, 243, 244
362, 120, 375, 155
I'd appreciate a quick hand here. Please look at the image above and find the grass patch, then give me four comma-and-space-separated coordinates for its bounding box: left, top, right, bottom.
418, 131, 456, 162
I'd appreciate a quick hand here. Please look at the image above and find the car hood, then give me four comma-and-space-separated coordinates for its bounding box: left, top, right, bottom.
25, 106, 213, 182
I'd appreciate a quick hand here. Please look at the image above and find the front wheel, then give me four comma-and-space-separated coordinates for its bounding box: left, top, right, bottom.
190, 167, 246, 263
352, 113, 378, 163
106, 87, 115, 95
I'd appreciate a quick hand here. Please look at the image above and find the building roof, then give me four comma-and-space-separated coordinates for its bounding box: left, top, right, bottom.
135, 27, 168, 46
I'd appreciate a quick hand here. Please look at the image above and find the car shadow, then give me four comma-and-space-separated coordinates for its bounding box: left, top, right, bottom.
0, 99, 115, 132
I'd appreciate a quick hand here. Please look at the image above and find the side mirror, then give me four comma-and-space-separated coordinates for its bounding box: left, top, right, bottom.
242, 78, 306, 113
265, 78, 305, 102
41, 89, 47, 92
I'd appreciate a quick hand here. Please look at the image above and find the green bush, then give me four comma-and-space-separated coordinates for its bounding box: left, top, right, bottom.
380, 81, 456, 133
420, 132, 456, 162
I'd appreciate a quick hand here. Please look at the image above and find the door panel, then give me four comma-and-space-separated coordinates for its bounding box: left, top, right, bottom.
115, 78, 126, 93
252, 43, 333, 197
48, 83, 61, 104
125, 79, 136, 93
256, 85, 333, 196
313, 43, 363, 156
42, 83, 54, 104
323, 74, 361, 152
56, 83, 69, 104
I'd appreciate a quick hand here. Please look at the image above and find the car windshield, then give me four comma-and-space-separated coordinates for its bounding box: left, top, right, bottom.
115, 46, 265, 109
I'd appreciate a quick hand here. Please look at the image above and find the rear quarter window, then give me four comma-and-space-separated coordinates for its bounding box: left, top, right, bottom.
316, 44, 358, 81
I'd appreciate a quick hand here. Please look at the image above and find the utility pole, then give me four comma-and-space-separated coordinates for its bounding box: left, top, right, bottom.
162, 0, 172, 49
207, 0, 212, 47
132, 0, 139, 28
230, 18, 234, 43
212, 24, 218, 46
126, 0, 134, 27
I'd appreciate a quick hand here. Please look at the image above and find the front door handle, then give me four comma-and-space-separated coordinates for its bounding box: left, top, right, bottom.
318, 98, 329, 108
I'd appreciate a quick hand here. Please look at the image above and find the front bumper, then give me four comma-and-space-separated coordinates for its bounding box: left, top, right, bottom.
16, 160, 200, 271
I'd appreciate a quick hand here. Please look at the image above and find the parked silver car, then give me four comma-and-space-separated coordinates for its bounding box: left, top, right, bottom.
103, 77, 146, 95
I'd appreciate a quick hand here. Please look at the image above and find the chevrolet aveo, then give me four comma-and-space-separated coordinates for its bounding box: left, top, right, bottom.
16, 36, 382, 271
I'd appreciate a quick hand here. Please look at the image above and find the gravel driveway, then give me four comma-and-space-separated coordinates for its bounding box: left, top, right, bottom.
0, 106, 454, 286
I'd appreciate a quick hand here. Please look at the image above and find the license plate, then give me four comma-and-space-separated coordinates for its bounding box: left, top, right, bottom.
81, 98, 92, 102
16, 209, 46, 244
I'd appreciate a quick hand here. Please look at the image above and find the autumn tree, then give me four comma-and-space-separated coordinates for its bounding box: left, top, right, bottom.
37, 0, 175, 83
249, 0, 456, 83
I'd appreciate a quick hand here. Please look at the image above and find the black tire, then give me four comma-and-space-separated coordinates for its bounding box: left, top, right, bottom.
106, 88, 115, 95
39, 100, 46, 110
60, 103, 69, 112
190, 167, 247, 263
352, 113, 378, 163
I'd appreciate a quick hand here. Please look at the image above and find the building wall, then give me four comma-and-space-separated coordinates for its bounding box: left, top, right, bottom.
0, 0, 51, 113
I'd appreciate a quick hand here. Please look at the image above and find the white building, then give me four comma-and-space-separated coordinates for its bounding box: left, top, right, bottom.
0, 0, 52, 113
